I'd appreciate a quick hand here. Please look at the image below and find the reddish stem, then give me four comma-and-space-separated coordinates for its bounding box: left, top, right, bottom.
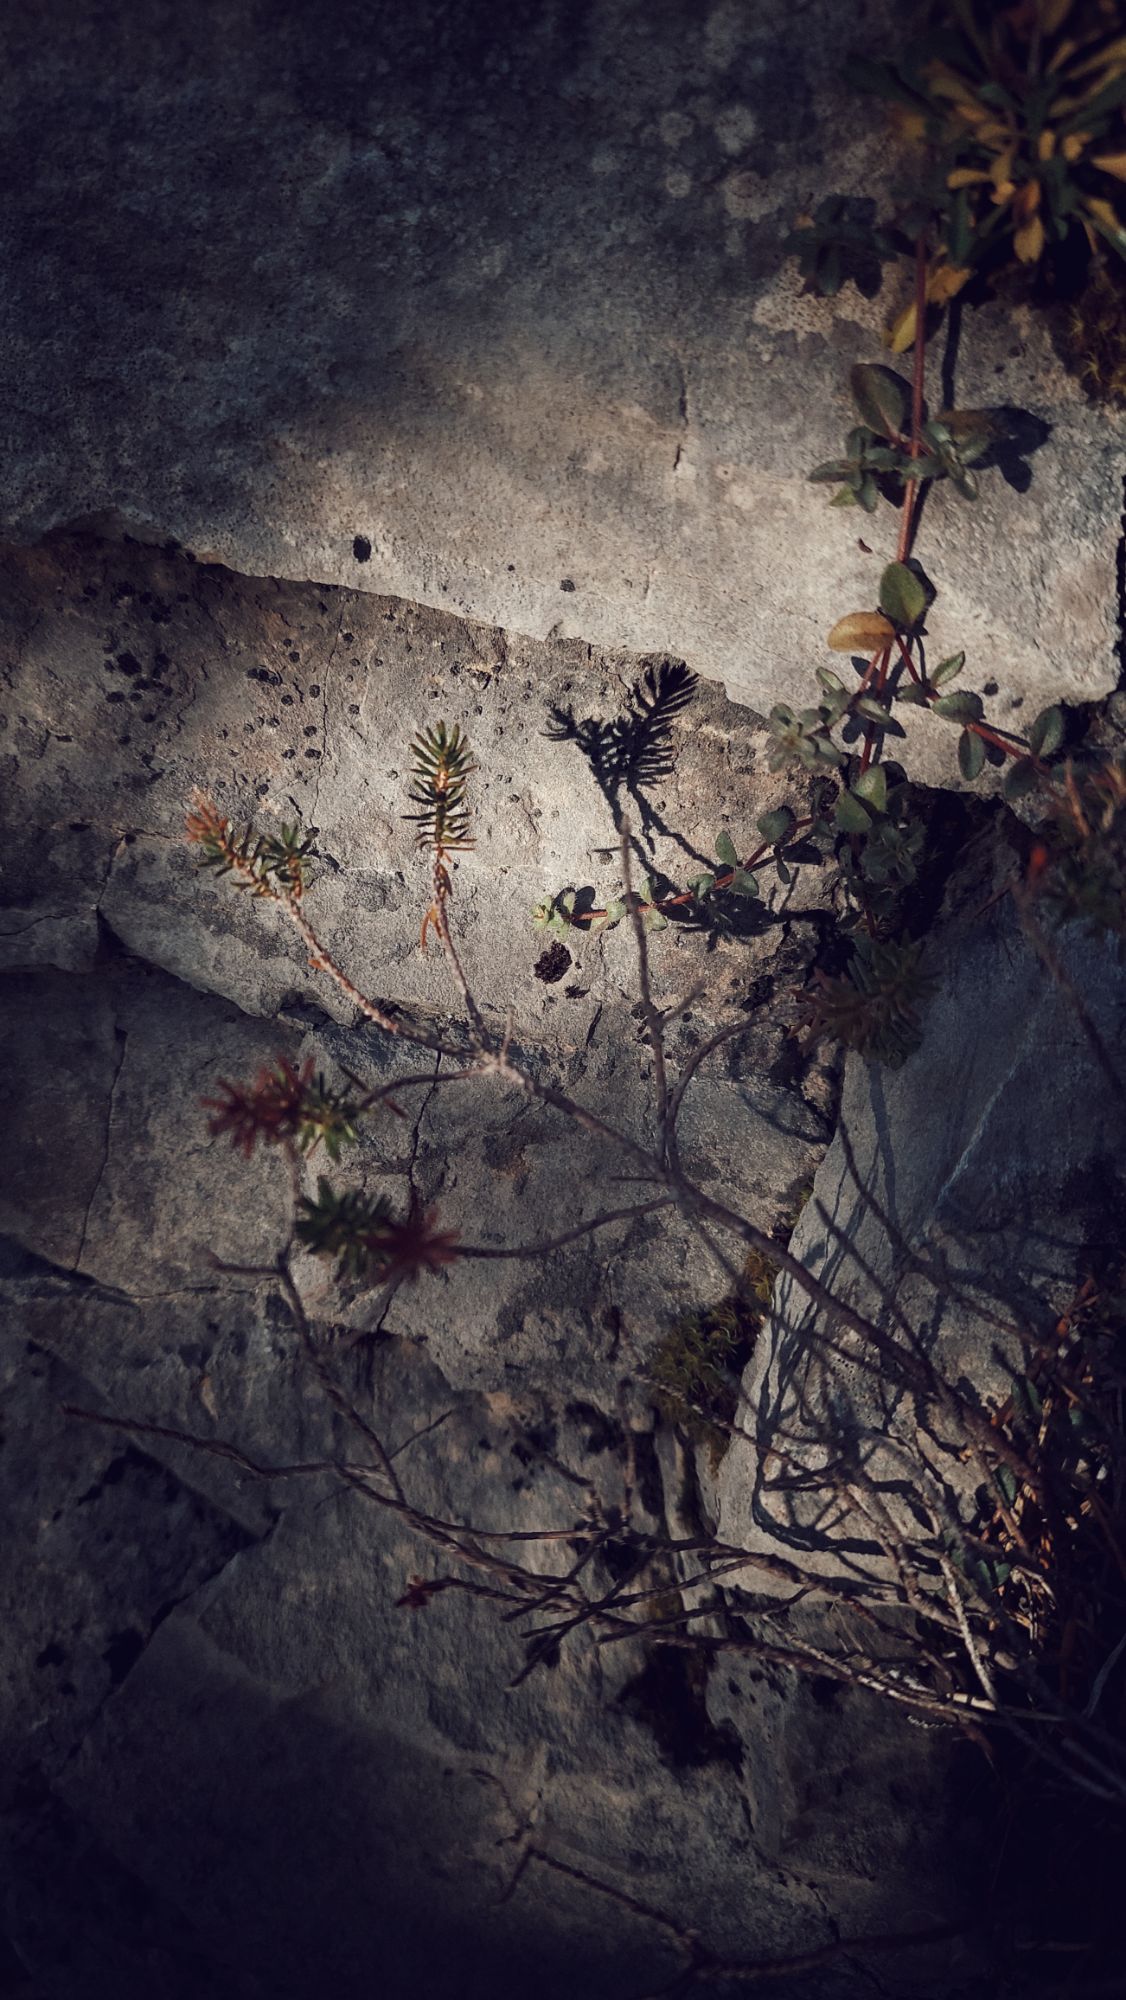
893, 632, 924, 686
567, 816, 820, 926
861, 237, 929, 775
896, 237, 930, 567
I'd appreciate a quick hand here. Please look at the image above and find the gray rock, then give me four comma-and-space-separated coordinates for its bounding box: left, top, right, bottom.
717, 870, 1126, 1575
0, 2, 1118, 783
0, 531, 984, 1994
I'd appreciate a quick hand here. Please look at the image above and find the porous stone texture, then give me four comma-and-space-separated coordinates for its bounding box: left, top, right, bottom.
0, 0, 1120, 786
0, 534, 988, 1997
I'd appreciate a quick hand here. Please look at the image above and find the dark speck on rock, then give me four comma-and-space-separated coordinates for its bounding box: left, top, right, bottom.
534, 941, 572, 983
560, 578, 576, 592
352, 535, 372, 562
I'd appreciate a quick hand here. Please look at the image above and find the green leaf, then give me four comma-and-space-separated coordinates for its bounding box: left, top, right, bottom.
857, 474, 879, 512
878, 561, 926, 628
835, 791, 873, 833
933, 691, 985, 723
688, 872, 716, 900
829, 486, 860, 508
756, 806, 797, 844
853, 765, 887, 813
996, 1464, 1019, 1506
958, 728, 986, 781
715, 831, 738, 867
854, 694, 894, 726
816, 666, 845, 694
850, 362, 910, 440
727, 869, 760, 898
1002, 758, 1038, 803
809, 461, 853, 483
932, 651, 965, 686
642, 904, 669, 932
896, 681, 929, 705
1028, 705, 1064, 758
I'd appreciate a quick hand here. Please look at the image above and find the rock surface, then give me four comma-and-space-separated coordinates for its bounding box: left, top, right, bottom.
0, 0, 1120, 782
0, 533, 987, 1996
717, 851, 1126, 1574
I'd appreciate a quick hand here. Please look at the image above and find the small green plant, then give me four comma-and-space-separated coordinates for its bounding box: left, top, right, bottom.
788, 0, 1126, 348
204, 1057, 361, 1162
1060, 255, 1126, 399
648, 1253, 777, 1465
1032, 751, 1126, 937
296, 1178, 460, 1286
796, 937, 937, 1067
810, 362, 1005, 509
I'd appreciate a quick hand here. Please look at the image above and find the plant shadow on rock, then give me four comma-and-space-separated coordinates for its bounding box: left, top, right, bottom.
544, 659, 705, 862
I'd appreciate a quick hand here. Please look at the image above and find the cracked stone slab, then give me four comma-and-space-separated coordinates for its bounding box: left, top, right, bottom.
0, 1, 1119, 785
0, 1279, 976, 2000
0, 525, 993, 1990
0, 532, 831, 1019
716, 871, 1126, 1571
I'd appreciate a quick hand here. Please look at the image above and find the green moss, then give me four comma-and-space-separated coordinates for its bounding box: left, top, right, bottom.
1061, 261, 1126, 407
648, 1254, 777, 1466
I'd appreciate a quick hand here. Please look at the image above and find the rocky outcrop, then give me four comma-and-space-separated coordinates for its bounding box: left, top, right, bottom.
0, 0, 1119, 781
1, 532, 985, 1998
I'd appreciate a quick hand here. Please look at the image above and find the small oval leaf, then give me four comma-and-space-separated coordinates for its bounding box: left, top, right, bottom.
1028, 705, 1064, 758
835, 791, 873, 833
932, 651, 966, 686
958, 728, 986, 781
853, 765, 888, 812
879, 561, 927, 628
715, 830, 738, 867
850, 362, 910, 440
728, 869, 760, 898
756, 806, 797, 845
855, 694, 895, 726
1002, 759, 1038, 803
827, 611, 895, 652
933, 691, 985, 723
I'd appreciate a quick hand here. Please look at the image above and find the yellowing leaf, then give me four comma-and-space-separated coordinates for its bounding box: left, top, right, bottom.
1092, 152, 1126, 181
925, 63, 981, 106
1014, 214, 1046, 262
947, 167, 991, 187
927, 263, 972, 304
1084, 194, 1124, 229
991, 180, 1016, 205
1041, 0, 1076, 34
1047, 36, 1080, 75
1014, 180, 1042, 220
990, 149, 1016, 188
1067, 35, 1126, 80
1061, 130, 1089, 160
1038, 129, 1057, 160
886, 301, 918, 352
826, 611, 895, 652
890, 106, 927, 142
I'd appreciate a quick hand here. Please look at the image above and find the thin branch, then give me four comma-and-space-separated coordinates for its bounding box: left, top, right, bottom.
456, 1198, 674, 1261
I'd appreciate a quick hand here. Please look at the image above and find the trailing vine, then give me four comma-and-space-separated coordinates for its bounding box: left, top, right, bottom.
531, 0, 1126, 1063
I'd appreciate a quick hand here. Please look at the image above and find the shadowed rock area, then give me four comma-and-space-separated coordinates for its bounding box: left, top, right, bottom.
1, 531, 990, 1998
0, 0, 1119, 777
2, 0, 1125, 1991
